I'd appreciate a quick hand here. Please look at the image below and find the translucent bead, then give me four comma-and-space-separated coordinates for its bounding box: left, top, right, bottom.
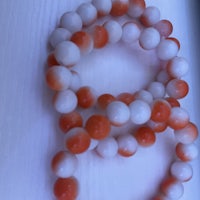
46, 66, 72, 91
85, 115, 111, 140
47, 52, 59, 67
140, 6, 160, 27
69, 71, 81, 92
117, 134, 138, 157
92, 0, 112, 16
139, 27, 160, 50
104, 20, 122, 43
154, 20, 173, 37
147, 120, 167, 133
147, 81, 165, 99
168, 107, 189, 130
134, 90, 153, 104
60, 11, 82, 33
110, 0, 129, 17
174, 122, 198, 144
176, 143, 199, 162
53, 89, 78, 113
65, 127, 91, 154
49, 28, 72, 48
106, 101, 130, 126
165, 97, 180, 108
156, 69, 172, 85
170, 161, 193, 182
92, 25, 108, 48
128, 0, 146, 18
96, 137, 118, 158
97, 93, 116, 109
122, 22, 140, 43
51, 151, 78, 178
54, 41, 80, 66
77, 3, 97, 26
166, 79, 189, 99
117, 92, 135, 105
129, 100, 151, 124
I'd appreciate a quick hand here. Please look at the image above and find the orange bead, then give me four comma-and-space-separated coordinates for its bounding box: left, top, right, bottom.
110, 0, 129, 17
47, 52, 59, 67
151, 99, 171, 123
54, 177, 78, 200
59, 112, 83, 133
165, 97, 180, 107
117, 92, 135, 105
92, 25, 108, 48
85, 115, 111, 140
134, 126, 156, 147
97, 94, 116, 109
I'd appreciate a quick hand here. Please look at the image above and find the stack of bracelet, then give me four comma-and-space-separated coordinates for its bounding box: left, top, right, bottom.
45, 0, 199, 199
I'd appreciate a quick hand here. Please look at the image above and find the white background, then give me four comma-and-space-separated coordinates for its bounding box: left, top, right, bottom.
0, 0, 199, 200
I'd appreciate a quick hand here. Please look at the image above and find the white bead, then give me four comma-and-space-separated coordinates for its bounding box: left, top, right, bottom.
104, 20, 122, 43
92, 0, 112, 16
77, 3, 97, 26
88, 139, 99, 150
129, 100, 151, 124
122, 22, 140, 43
139, 27, 160, 50
54, 89, 78, 113
60, 11, 82, 33
69, 71, 81, 92
106, 101, 130, 126
134, 90, 153, 104
147, 81, 165, 99
54, 41, 80, 66
49, 28, 72, 48
170, 161, 193, 182
156, 69, 171, 84
167, 57, 189, 78
156, 39, 179, 60
128, 0, 146, 18
96, 137, 118, 158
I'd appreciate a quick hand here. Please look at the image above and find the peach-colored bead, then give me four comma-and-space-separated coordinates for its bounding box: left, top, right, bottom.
110, 0, 129, 17
165, 97, 180, 107
154, 20, 173, 37
117, 92, 135, 105
92, 25, 108, 48
147, 120, 167, 133
97, 93, 116, 109
128, 0, 146, 18
47, 53, 59, 67
85, 115, 111, 140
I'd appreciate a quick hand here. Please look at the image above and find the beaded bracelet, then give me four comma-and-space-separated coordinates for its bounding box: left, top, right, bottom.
46, 0, 199, 199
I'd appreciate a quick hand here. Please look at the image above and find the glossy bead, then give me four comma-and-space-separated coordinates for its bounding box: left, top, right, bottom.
59, 111, 83, 133
53, 90, 78, 114
77, 3, 97, 26
129, 100, 151, 124
46, 66, 72, 91
168, 107, 189, 130
53, 177, 79, 200
176, 143, 199, 162
139, 27, 160, 50
54, 41, 80, 66
134, 90, 153, 104
170, 161, 193, 182
51, 151, 78, 178
134, 126, 156, 147
96, 137, 118, 158
117, 134, 138, 157
47, 53, 59, 67
117, 92, 135, 105
151, 99, 171, 123
60, 11, 82, 33
147, 81, 165, 99
147, 120, 167, 133
76, 86, 96, 109
104, 20, 122, 43
167, 57, 189, 78
85, 115, 111, 140
69, 71, 81, 92
156, 69, 172, 85
92, 0, 112, 16
122, 22, 140, 43
154, 20, 173, 37
97, 93, 116, 109
49, 28, 72, 48
65, 127, 90, 154
92, 25, 108, 48
165, 97, 180, 107
106, 101, 130, 126
174, 122, 198, 144
166, 79, 189, 99
128, 0, 146, 18
110, 0, 129, 17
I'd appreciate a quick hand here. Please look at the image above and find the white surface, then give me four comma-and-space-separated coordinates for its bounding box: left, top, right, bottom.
0, 0, 199, 200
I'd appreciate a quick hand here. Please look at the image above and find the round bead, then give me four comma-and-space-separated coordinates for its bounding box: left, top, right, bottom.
51, 151, 78, 178
129, 100, 151, 124
77, 3, 97, 26
165, 97, 180, 107
104, 20, 122, 43
69, 71, 81, 92
110, 0, 129, 17
97, 93, 116, 109
174, 122, 198, 144
92, 0, 112, 16
53, 177, 79, 200
147, 81, 165, 99
170, 161, 193, 182
156, 69, 172, 85
59, 111, 83, 133
53, 90, 78, 114
54, 41, 80, 66
106, 101, 130, 126
92, 25, 108, 48
134, 90, 153, 104
168, 107, 189, 130
128, 0, 146, 18
47, 53, 59, 67
166, 79, 189, 99
60, 11, 82, 33
49, 28, 72, 48
96, 137, 118, 158
46, 66, 72, 91
117, 92, 135, 105
176, 143, 199, 162
65, 127, 91, 154
117, 134, 138, 157
168, 37, 181, 49
122, 22, 140, 43
139, 27, 160, 50
154, 19, 173, 37
85, 115, 111, 140
147, 120, 167, 133
156, 39, 179, 60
